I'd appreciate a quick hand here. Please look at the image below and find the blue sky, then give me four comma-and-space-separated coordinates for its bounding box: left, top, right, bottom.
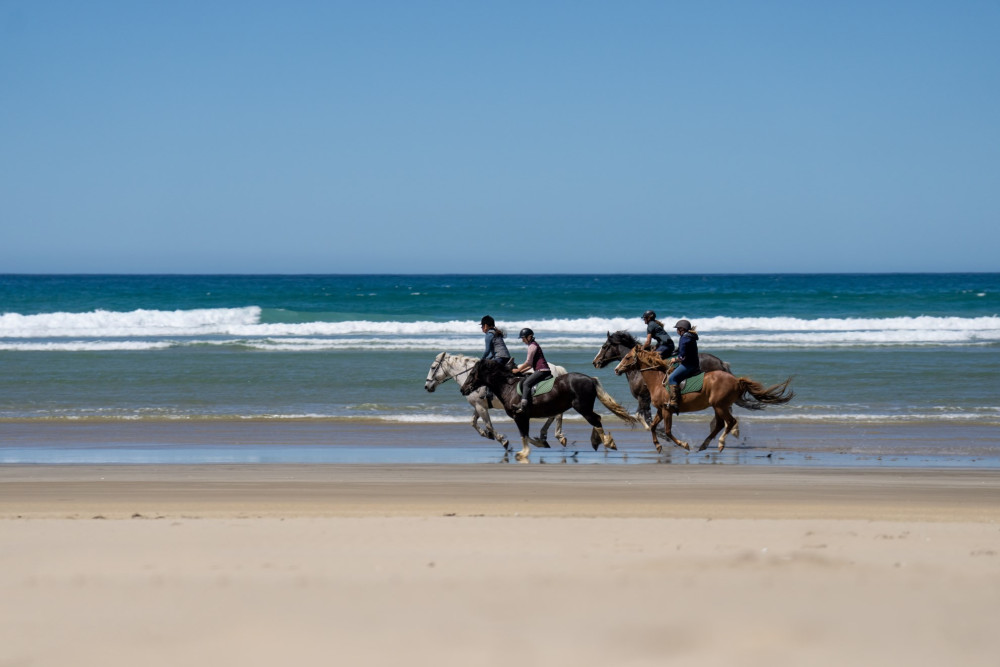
2, 1, 998, 274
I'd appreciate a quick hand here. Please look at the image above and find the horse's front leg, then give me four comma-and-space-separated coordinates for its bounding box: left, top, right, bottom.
514, 416, 533, 460
661, 411, 690, 451
554, 413, 567, 446
637, 394, 653, 430
535, 417, 554, 448
648, 408, 664, 453
473, 400, 508, 451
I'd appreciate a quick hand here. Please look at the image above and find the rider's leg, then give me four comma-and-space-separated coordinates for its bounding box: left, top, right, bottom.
667, 364, 692, 413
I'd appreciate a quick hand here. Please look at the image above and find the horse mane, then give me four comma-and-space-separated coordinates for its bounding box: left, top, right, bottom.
632, 347, 671, 370
609, 330, 640, 348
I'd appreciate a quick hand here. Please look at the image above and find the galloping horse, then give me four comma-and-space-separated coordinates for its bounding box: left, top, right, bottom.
460, 359, 638, 460
614, 346, 793, 454
424, 352, 567, 450
592, 330, 735, 428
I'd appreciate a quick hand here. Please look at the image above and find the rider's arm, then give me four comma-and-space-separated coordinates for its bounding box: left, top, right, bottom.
513, 345, 536, 374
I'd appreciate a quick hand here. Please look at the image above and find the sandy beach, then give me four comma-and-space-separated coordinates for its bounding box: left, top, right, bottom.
2, 462, 999, 667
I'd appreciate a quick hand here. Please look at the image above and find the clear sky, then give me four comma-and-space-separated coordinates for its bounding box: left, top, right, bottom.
2, 1, 998, 274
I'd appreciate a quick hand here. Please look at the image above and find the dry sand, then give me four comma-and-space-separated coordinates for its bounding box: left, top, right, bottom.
2, 464, 999, 667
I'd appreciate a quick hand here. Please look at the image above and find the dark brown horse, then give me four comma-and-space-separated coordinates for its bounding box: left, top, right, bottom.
592, 330, 737, 428
461, 359, 638, 460
614, 346, 793, 454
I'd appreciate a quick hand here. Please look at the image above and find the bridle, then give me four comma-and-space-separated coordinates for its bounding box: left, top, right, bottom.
429, 353, 475, 385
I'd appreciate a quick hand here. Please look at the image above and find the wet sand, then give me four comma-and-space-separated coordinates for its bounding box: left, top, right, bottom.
2, 462, 1000, 666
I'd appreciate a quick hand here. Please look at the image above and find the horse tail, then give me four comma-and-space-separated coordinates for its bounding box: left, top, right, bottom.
593, 378, 640, 425
736, 377, 794, 410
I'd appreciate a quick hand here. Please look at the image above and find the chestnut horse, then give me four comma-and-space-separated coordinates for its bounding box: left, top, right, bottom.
614, 346, 793, 453
592, 330, 736, 428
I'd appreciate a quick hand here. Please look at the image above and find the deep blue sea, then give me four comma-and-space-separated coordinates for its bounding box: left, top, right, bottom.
1, 273, 998, 433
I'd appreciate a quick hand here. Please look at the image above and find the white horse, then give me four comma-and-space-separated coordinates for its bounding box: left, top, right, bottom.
424, 352, 567, 450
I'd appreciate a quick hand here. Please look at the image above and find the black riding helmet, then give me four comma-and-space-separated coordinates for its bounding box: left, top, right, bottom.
642, 310, 655, 322
519, 327, 534, 339
674, 319, 691, 331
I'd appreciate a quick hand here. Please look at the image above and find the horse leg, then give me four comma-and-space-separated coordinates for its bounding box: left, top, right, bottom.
718, 408, 738, 451
536, 416, 554, 448
554, 413, 567, 447
698, 408, 727, 452
661, 410, 690, 451
648, 408, 664, 454
578, 408, 615, 451
637, 395, 652, 430
474, 402, 509, 451
513, 417, 533, 460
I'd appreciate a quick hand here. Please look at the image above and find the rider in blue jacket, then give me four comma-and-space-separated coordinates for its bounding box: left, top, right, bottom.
667, 319, 701, 412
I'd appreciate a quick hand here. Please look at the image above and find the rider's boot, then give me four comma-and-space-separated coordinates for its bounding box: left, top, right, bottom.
485, 387, 495, 407
666, 385, 681, 413
515, 398, 529, 415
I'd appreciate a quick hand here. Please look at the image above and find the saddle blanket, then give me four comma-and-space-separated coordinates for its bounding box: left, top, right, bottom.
663, 373, 705, 394
516, 376, 556, 397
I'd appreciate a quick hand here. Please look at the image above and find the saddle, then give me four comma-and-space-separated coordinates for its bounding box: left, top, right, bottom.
662, 364, 705, 394
516, 376, 556, 397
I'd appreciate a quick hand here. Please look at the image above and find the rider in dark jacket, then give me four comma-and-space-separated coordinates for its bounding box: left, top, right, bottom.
480, 316, 511, 367
667, 319, 701, 412
641, 310, 675, 359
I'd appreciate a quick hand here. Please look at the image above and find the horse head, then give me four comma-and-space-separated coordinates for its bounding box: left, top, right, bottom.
424, 352, 448, 392
594, 330, 641, 368
592, 332, 617, 368
613, 345, 644, 375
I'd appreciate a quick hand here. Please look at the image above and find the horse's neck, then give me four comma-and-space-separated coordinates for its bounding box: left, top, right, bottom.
444, 356, 474, 379
489, 375, 520, 407
639, 367, 667, 388
609, 342, 633, 361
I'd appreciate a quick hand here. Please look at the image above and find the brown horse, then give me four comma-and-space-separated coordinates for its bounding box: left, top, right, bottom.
614, 346, 793, 454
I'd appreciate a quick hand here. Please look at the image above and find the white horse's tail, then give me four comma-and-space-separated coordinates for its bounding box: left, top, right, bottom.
594, 379, 639, 426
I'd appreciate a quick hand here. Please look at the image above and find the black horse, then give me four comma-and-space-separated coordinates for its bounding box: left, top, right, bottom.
592, 331, 739, 428
460, 359, 638, 461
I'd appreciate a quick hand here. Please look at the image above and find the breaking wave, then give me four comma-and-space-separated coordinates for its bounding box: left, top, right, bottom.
1, 307, 998, 350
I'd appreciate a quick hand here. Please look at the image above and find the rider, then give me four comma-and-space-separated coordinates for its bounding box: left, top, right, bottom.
480, 316, 512, 368
641, 310, 675, 360
666, 319, 701, 413
511, 328, 551, 415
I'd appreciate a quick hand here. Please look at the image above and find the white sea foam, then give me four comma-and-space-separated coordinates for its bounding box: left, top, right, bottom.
1, 308, 997, 348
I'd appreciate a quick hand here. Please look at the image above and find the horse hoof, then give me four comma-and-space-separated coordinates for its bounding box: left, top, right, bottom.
655, 445, 662, 454
606, 441, 617, 451
538, 440, 551, 449
679, 442, 690, 451
718, 443, 725, 452
558, 436, 568, 447
698, 444, 708, 452
515, 451, 529, 461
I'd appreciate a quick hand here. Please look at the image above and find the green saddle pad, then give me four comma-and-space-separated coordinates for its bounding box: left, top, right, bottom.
676, 373, 705, 395
516, 376, 556, 397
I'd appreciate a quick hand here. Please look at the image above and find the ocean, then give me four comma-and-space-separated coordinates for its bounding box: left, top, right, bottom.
1, 274, 998, 464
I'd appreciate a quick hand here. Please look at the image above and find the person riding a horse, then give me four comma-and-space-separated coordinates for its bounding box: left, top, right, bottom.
511, 327, 552, 415
666, 319, 701, 413
641, 310, 675, 360
480, 316, 511, 367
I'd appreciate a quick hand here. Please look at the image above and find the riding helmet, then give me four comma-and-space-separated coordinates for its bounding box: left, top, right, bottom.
480, 315, 495, 327
674, 319, 691, 331
641, 310, 655, 321
518, 327, 534, 339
